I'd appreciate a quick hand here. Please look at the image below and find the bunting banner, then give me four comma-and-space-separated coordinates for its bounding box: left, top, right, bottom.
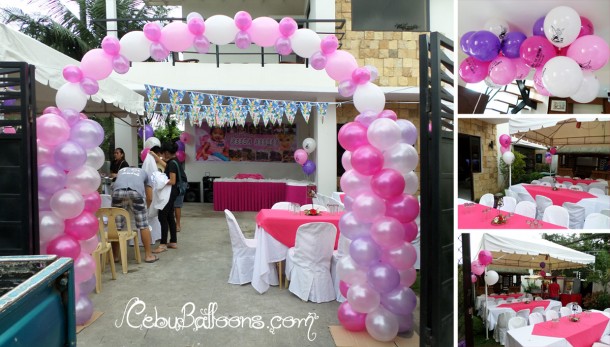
299, 102, 313, 123
284, 101, 297, 124
168, 89, 185, 110
145, 85, 163, 113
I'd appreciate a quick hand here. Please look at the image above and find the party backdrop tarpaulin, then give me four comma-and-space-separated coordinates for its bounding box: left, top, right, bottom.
194, 121, 297, 163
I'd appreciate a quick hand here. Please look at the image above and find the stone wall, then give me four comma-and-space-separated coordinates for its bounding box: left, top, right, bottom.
459, 119, 501, 201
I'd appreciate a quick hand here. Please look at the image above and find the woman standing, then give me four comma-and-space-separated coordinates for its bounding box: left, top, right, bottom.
153, 142, 180, 253
110, 148, 129, 180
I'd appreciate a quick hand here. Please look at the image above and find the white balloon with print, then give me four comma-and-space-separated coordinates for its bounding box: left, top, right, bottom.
541, 57, 583, 98
544, 6, 581, 48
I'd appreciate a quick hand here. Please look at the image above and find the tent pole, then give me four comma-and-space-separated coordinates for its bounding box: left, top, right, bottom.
485, 270, 489, 340
509, 164, 512, 187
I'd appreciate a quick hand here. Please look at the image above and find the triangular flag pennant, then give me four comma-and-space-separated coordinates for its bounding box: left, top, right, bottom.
262, 100, 274, 127
285, 101, 297, 124
168, 89, 185, 109
144, 101, 157, 116
189, 92, 205, 115
248, 99, 261, 126
160, 103, 171, 119
209, 94, 224, 120
145, 85, 164, 113
317, 103, 328, 122
299, 102, 313, 123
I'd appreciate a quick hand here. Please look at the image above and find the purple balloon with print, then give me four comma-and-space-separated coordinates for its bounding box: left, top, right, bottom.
499, 134, 511, 148
112, 55, 130, 74
193, 35, 211, 54
80, 274, 97, 296
74, 252, 96, 283
338, 79, 357, 98
351, 67, 371, 85
235, 31, 252, 49
320, 35, 339, 55
512, 57, 531, 79
234, 11, 252, 31
101, 36, 120, 56
382, 242, 417, 271
459, 57, 490, 84
399, 268, 417, 287
63, 65, 83, 83
350, 236, 381, 267
501, 32, 527, 58
310, 51, 327, 70
75, 294, 94, 325
38, 164, 67, 195
381, 285, 417, 316
478, 250, 493, 266
47, 234, 81, 260
340, 169, 371, 197
370, 216, 405, 249
70, 119, 104, 149
187, 17, 205, 36
396, 119, 417, 145
274, 37, 292, 56
533, 16, 545, 37
403, 221, 418, 242
54, 141, 86, 171
279, 17, 297, 37
65, 211, 98, 241
351, 145, 384, 176
367, 263, 401, 294
337, 302, 367, 332
355, 111, 378, 128
378, 110, 397, 121
339, 212, 372, 241
469, 30, 501, 62
302, 160, 316, 175
294, 149, 308, 165
143, 22, 162, 42
385, 194, 419, 224
150, 42, 169, 61
39, 211, 65, 245
371, 169, 405, 199
80, 77, 99, 95
338, 122, 369, 151
352, 191, 386, 224
37, 113, 71, 147
460, 31, 475, 55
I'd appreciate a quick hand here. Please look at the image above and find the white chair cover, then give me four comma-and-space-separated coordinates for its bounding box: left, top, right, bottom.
516, 308, 530, 321
589, 188, 606, 196
534, 297, 543, 301
479, 193, 495, 207
541, 177, 554, 183
542, 206, 570, 228
540, 181, 551, 187
224, 210, 257, 285
313, 193, 331, 207
326, 197, 345, 211
285, 222, 337, 303
563, 181, 573, 187
505, 189, 520, 202
499, 196, 517, 213
604, 308, 610, 313
271, 201, 293, 210
299, 204, 329, 212
494, 311, 516, 344
535, 195, 553, 220
590, 181, 609, 188
562, 202, 586, 229
545, 310, 559, 321
596, 178, 607, 181
584, 213, 610, 229
601, 210, 610, 217
570, 185, 584, 191
556, 183, 567, 189
331, 233, 351, 302
507, 316, 527, 330
518, 192, 536, 204
560, 307, 571, 317
531, 180, 541, 185
577, 183, 589, 191
515, 201, 537, 219
529, 312, 544, 325
532, 306, 545, 316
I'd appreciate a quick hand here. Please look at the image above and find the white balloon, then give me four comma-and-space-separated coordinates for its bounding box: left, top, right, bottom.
367, 118, 401, 151
337, 255, 367, 285
205, 15, 239, 45
56, 82, 88, 112
354, 82, 386, 114
383, 143, 419, 172
119, 31, 151, 62
341, 151, 353, 171
186, 12, 203, 21
66, 165, 102, 195
544, 6, 581, 48
542, 57, 583, 98
484, 270, 499, 285
502, 151, 515, 165
302, 138, 316, 153
570, 72, 600, 103
290, 29, 321, 59
85, 146, 105, 170
404, 171, 419, 195
484, 18, 509, 39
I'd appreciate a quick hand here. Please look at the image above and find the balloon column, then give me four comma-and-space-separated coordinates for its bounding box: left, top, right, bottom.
499, 134, 515, 186
470, 249, 496, 340
294, 138, 317, 176
459, 7, 609, 103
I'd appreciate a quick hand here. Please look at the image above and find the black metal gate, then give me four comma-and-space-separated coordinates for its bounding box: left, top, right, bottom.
0, 62, 39, 255
419, 32, 454, 347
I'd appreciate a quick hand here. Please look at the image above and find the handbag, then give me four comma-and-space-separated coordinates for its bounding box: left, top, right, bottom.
172, 160, 187, 196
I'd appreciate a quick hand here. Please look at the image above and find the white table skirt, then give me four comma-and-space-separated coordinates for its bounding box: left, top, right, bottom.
487, 300, 562, 331
251, 226, 288, 294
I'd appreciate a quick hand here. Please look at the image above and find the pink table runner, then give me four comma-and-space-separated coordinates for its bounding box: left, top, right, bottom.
213, 181, 286, 211
555, 177, 600, 185
489, 294, 522, 299
285, 185, 314, 205
458, 204, 565, 229
523, 184, 596, 206
497, 300, 551, 313
256, 209, 342, 248
532, 312, 609, 347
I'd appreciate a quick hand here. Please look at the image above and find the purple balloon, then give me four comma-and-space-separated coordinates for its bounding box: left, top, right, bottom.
53, 141, 87, 171
112, 55, 130, 74
150, 42, 169, 61
80, 77, 99, 95
396, 313, 414, 333
75, 294, 94, 325
350, 236, 381, 267
70, 119, 104, 149
355, 111, 379, 128
80, 274, 96, 296
501, 32, 527, 59
235, 31, 252, 49
533, 16, 546, 37
367, 263, 401, 294
338, 79, 357, 98
310, 51, 327, 70
396, 119, 417, 145
469, 30, 501, 62
38, 164, 67, 195
302, 160, 316, 175
460, 31, 475, 55
193, 35, 211, 54
540, 261, 546, 269
61, 109, 80, 126
138, 125, 154, 139
381, 285, 417, 316
275, 37, 292, 56
339, 212, 372, 240
176, 140, 185, 151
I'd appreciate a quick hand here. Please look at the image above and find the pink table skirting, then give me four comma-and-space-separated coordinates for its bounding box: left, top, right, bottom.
234, 173, 264, 179
532, 312, 609, 347
213, 181, 286, 211
497, 300, 551, 313
256, 209, 342, 248
555, 177, 599, 185
285, 185, 314, 205
523, 184, 596, 206
458, 204, 565, 229
489, 294, 523, 300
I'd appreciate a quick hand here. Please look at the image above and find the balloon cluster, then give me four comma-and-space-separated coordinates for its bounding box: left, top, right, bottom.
335, 113, 419, 341
498, 134, 514, 165
137, 124, 154, 139
175, 132, 190, 162
38, 106, 105, 326
293, 138, 317, 176
540, 261, 547, 277
459, 7, 610, 103
471, 250, 497, 285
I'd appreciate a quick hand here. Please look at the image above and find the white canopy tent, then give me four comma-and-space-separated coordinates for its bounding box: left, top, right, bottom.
0, 22, 144, 116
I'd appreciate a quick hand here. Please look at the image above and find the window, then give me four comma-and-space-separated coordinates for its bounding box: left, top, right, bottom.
352, 0, 429, 32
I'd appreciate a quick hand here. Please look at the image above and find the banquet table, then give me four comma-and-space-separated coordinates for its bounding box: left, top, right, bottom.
213, 179, 314, 211
251, 209, 343, 294
476, 294, 524, 310
555, 177, 600, 185
458, 203, 566, 229
506, 311, 610, 347
511, 184, 608, 216
487, 300, 562, 330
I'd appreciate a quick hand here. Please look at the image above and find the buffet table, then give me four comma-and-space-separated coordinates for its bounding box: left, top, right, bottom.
213, 179, 314, 211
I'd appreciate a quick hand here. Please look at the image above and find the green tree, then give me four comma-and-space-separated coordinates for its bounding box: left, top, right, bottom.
590, 251, 610, 295
499, 151, 526, 187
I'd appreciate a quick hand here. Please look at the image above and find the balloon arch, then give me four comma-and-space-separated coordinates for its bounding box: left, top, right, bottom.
36, 11, 419, 341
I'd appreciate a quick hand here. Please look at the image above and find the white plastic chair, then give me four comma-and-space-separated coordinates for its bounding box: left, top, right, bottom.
535, 195, 553, 220
331, 233, 351, 302
224, 210, 256, 285
531, 180, 541, 185
542, 206, 570, 228
584, 213, 610, 229
545, 310, 559, 321
508, 316, 527, 330
505, 189, 520, 203
560, 307, 572, 317
589, 188, 606, 196
529, 312, 544, 325
285, 222, 337, 303
518, 192, 536, 204
570, 185, 584, 191
499, 196, 517, 213
479, 193, 495, 207
271, 201, 293, 210
515, 201, 537, 219
562, 202, 586, 229
540, 182, 552, 187
601, 210, 610, 217
494, 311, 516, 344
299, 204, 329, 212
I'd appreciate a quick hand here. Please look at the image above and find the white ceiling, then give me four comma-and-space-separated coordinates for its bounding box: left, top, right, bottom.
458, 0, 610, 97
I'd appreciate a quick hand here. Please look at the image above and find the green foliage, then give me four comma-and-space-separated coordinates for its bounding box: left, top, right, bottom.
583, 291, 610, 311
153, 118, 181, 145
499, 151, 527, 187
534, 163, 550, 173
590, 251, 610, 295
522, 280, 540, 293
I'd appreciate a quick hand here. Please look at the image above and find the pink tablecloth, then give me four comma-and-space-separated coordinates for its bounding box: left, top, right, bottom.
532, 312, 609, 347
523, 184, 596, 206
234, 173, 264, 179
497, 300, 551, 313
213, 181, 286, 211
285, 184, 314, 205
489, 294, 523, 300
458, 204, 565, 229
256, 209, 342, 248
555, 177, 599, 185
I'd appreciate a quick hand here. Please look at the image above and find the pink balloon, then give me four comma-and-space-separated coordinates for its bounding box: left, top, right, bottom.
459, 57, 490, 83
478, 250, 493, 266
566, 35, 610, 71
74, 252, 96, 283
341, 151, 352, 171
180, 132, 190, 143
47, 234, 81, 260
339, 280, 350, 298
187, 17, 205, 36
140, 148, 150, 162
37, 113, 70, 147
274, 37, 292, 55
550, 147, 557, 155
65, 211, 99, 241
193, 35, 210, 54
351, 67, 371, 85
371, 169, 406, 199
82, 192, 101, 212
578, 16, 594, 38
80, 234, 100, 254
499, 134, 511, 148
339, 212, 372, 240
112, 55, 130, 74
500, 146, 509, 154
50, 188, 85, 219
150, 42, 169, 61
512, 57, 531, 79
161, 22, 195, 52
80, 77, 99, 95
488, 56, 517, 85
540, 270, 546, 277
533, 68, 552, 96
337, 301, 367, 332
294, 149, 308, 165
471, 259, 485, 276
370, 217, 405, 249
101, 36, 120, 56
75, 295, 94, 325
320, 35, 339, 55
61, 109, 81, 126
351, 145, 384, 176
355, 111, 379, 128
235, 31, 252, 49
79, 112, 88, 120
310, 51, 327, 70
176, 150, 186, 162
278, 17, 297, 37
249, 17, 280, 48
471, 274, 478, 283
234, 11, 252, 31
143, 22, 162, 42
399, 268, 417, 287
379, 110, 397, 121
340, 170, 372, 197
80, 48, 113, 81
520, 36, 556, 68
338, 122, 369, 151
347, 283, 381, 314
385, 194, 419, 224
43, 106, 61, 115
325, 50, 358, 82
352, 191, 386, 224
62, 65, 83, 83
39, 211, 65, 245
338, 79, 357, 98
403, 222, 418, 242
382, 242, 416, 271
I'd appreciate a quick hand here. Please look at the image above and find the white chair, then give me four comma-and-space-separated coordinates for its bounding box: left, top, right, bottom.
590, 182, 609, 189
479, 193, 495, 207
545, 310, 559, 321
299, 204, 329, 212
563, 181, 573, 188
604, 308, 610, 313
532, 306, 545, 316
331, 233, 351, 302
494, 311, 516, 344
285, 222, 337, 303
562, 202, 586, 229
540, 182, 552, 187
271, 201, 293, 210
541, 177, 554, 183
584, 213, 610, 229
592, 343, 610, 347
508, 316, 527, 331
570, 185, 584, 191
531, 180, 541, 185
499, 196, 517, 213
513, 298, 521, 303
518, 192, 536, 204
560, 307, 572, 317
535, 195, 553, 220
312, 193, 329, 207
325, 197, 345, 212
534, 297, 543, 301
601, 210, 610, 217
589, 188, 606, 196
515, 201, 537, 218
567, 302, 582, 313
224, 210, 256, 285
596, 178, 607, 181
516, 308, 530, 321
529, 312, 544, 325
497, 299, 507, 305
505, 189, 520, 202
542, 206, 570, 228
556, 183, 567, 189
577, 183, 589, 191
